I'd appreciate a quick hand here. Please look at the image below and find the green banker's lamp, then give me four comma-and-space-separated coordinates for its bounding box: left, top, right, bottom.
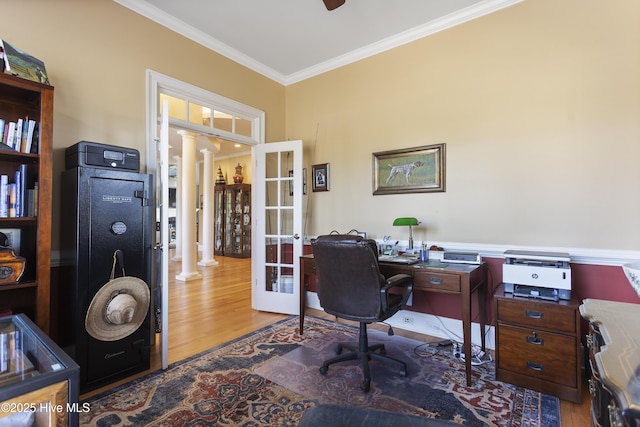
393, 217, 420, 249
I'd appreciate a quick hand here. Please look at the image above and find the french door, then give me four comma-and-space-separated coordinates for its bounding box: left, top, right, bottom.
252, 140, 303, 314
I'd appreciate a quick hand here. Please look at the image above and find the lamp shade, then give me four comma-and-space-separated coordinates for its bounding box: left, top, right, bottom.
393, 217, 419, 226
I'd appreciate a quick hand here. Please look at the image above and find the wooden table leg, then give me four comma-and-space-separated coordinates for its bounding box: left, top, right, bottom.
478, 277, 487, 352
299, 257, 306, 334
461, 283, 472, 386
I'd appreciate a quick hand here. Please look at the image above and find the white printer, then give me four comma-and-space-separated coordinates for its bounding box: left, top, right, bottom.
503, 250, 572, 301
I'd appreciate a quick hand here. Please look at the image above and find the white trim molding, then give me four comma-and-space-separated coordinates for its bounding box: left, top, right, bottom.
115, 0, 523, 86
304, 291, 496, 350
423, 241, 640, 267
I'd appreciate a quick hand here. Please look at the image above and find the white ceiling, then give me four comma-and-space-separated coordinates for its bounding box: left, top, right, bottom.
116, 0, 521, 159
115, 0, 522, 86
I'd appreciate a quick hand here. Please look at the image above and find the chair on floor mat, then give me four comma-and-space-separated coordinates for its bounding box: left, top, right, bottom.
311, 234, 413, 392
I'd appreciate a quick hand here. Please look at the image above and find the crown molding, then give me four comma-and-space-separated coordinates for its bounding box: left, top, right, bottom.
115, 0, 523, 86
284, 0, 523, 85
114, 0, 286, 84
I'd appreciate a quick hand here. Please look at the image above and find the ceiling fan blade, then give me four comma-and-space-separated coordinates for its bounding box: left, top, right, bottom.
323, 0, 345, 11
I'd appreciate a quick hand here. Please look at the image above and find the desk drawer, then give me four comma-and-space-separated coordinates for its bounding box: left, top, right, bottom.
498, 324, 577, 387
497, 298, 576, 333
302, 259, 316, 275
413, 271, 460, 292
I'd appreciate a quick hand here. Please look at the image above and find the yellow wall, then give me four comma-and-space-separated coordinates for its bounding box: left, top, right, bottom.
3, 0, 639, 255
214, 155, 252, 185
286, 0, 640, 251
2, 0, 285, 255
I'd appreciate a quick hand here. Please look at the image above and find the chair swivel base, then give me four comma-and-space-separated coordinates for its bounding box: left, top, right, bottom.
318, 323, 408, 392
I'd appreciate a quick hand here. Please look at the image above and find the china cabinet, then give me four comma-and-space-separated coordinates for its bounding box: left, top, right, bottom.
223, 184, 251, 258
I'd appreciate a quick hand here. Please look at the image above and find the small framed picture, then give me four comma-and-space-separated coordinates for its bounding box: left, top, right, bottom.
312, 163, 329, 192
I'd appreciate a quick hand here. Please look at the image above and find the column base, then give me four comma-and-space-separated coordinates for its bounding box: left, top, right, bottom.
198, 258, 219, 266
175, 271, 202, 282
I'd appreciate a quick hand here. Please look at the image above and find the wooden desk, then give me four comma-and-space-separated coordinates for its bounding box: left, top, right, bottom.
299, 254, 487, 386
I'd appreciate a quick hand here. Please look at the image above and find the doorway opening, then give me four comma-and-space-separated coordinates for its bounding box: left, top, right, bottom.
146, 70, 265, 368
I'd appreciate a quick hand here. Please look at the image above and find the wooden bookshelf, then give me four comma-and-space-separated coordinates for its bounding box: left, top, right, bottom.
0, 73, 53, 334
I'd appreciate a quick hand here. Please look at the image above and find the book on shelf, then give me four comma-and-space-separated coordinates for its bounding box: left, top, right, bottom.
30, 124, 39, 153
6, 122, 16, 150
0, 39, 50, 85
25, 119, 36, 153
8, 183, 16, 218
0, 175, 7, 218
17, 164, 27, 217
0, 116, 38, 152
14, 170, 21, 217
14, 119, 23, 151
0, 165, 31, 218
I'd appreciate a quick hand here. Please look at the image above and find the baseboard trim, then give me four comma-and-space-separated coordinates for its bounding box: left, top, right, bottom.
305, 291, 496, 350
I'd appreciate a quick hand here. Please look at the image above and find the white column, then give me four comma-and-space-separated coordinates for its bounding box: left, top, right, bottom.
198, 146, 219, 266
171, 155, 182, 261
176, 130, 201, 281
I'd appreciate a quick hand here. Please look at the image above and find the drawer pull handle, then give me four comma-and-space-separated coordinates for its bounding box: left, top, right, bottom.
429, 277, 443, 285
525, 310, 544, 319
526, 332, 544, 346
526, 361, 544, 372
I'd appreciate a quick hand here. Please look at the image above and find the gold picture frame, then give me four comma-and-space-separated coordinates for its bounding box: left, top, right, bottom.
373, 143, 445, 195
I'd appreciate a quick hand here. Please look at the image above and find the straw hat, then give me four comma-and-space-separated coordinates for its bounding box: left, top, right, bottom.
85, 276, 150, 341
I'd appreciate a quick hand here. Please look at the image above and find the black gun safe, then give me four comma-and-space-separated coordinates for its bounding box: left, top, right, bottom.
60, 165, 154, 393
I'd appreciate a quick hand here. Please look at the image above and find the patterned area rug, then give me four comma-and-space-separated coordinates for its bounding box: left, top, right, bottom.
81, 316, 560, 426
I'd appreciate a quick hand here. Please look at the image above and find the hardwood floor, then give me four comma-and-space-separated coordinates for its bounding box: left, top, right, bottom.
81, 255, 591, 426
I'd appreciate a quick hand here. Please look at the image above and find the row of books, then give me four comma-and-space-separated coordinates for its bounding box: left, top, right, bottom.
0, 117, 38, 153
0, 166, 38, 218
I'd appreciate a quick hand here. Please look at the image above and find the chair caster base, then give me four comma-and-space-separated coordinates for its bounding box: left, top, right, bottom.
319, 365, 328, 375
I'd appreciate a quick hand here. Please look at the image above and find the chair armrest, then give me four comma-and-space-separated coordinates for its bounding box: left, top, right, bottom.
381, 274, 413, 312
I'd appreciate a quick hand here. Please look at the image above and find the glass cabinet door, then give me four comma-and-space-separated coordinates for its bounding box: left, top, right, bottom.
214, 184, 225, 256
224, 184, 251, 258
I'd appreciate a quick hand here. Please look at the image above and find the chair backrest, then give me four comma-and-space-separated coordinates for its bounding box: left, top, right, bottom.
311, 234, 384, 322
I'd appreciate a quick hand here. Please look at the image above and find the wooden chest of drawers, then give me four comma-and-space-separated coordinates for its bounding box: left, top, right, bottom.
494, 284, 582, 403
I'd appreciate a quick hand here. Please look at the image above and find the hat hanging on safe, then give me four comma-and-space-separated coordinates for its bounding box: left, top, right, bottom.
85, 250, 150, 342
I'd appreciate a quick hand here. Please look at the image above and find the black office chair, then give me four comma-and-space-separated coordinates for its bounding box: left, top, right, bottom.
311, 234, 413, 392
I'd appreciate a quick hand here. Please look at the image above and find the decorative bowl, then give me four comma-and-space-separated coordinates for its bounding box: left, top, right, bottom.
622, 262, 640, 299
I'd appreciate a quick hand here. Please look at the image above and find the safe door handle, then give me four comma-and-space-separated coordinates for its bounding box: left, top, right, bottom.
526, 361, 544, 372
429, 277, 443, 285
525, 309, 544, 319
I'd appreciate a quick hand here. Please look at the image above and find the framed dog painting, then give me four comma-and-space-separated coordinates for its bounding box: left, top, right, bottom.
372, 143, 445, 195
